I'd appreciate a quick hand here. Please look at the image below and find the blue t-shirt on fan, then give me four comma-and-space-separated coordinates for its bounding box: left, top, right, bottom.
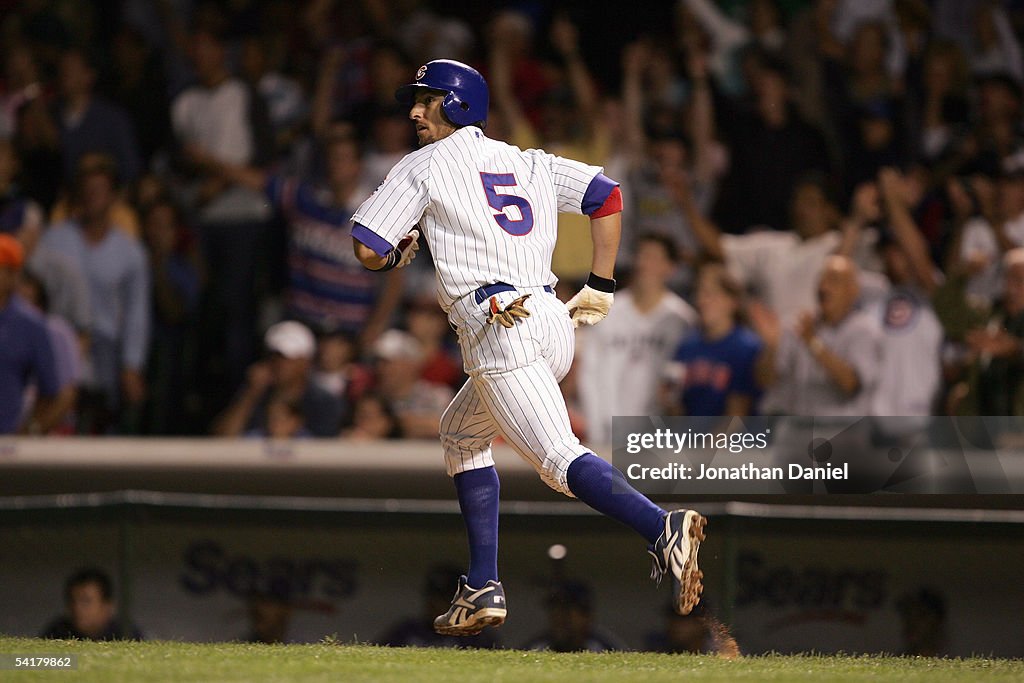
672, 326, 762, 416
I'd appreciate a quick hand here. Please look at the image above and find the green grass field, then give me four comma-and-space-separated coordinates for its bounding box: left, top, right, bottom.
1, 636, 1022, 683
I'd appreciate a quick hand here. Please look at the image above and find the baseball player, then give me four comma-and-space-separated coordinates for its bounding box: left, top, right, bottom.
351, 60, 706, 636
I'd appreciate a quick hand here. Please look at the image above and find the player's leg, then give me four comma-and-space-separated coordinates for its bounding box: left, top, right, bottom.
474, 362, 706, 614
440, 379, 501, 587
435, 380, 507, 635
471, 360, 663, 542
484, 291, 706, 613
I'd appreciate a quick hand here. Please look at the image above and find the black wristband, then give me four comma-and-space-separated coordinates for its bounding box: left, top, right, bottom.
586, 272, 616, 293
368, 249, 400, 272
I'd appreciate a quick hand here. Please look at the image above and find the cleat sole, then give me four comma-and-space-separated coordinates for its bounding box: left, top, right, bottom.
433, 608, 507, 636
677, 511, 707, 616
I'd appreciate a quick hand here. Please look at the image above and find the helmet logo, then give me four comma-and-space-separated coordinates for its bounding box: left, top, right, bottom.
416, 64, 427, 81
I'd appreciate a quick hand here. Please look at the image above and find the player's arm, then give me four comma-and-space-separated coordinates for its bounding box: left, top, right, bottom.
351, 150, 431, 271
352, 228, 419, 272
589, 210, 621, 281
564, 174, 623, 326
353, 238, 388, 270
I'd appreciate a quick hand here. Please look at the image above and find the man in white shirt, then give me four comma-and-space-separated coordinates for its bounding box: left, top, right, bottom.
578, 234, 696, 443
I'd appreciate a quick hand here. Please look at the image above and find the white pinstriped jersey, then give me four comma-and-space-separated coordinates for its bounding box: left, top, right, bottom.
352, 126, 603, 311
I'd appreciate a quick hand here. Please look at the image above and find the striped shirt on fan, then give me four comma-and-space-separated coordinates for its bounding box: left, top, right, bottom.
351, 126, 603, 312
265, 174, 375, 334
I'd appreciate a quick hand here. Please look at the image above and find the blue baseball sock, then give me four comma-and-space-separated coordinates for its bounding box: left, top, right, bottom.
566, 454, 666, 544
453, 466, 500, 587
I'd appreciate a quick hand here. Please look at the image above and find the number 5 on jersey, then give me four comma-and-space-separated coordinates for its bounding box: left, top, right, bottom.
480, 172, 534, 236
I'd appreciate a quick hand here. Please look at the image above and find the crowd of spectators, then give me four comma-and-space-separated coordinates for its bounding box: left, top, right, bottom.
3, 0, 1024, 439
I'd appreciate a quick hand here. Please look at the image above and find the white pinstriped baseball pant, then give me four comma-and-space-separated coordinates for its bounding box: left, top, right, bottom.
441, 286, 590, 496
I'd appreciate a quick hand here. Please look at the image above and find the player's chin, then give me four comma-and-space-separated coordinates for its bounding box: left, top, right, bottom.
416, 131, 433, 146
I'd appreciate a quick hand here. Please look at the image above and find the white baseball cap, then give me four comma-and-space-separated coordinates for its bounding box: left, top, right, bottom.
373, 329, 424, 362
265, 321, 316, 359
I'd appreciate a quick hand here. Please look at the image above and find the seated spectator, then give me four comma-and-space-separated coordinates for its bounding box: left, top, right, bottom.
646, 601, 712, 654
578, 234, 696, 443
663, 264, 762, 417
950, 249, 1024, 415
342, 393, 402, 440
312, 332, 374, 411
373, 330, 454, 439
214, 321, 343, 437
897, 587, 948, 657
752, 255, 883, 415
376, 564, 498, 648
39, 156, 150, 433
0, 234, 60, 435
40, 567, 142, 641
243, 583, 293, 645
17, 270, 80, 433
406, 296, 463, 390
522, 580, 623, 653
643, 599, 738, 656
247, 393, 310, 440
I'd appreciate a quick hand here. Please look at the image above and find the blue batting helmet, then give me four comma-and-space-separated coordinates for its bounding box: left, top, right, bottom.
395, 59, 489, 128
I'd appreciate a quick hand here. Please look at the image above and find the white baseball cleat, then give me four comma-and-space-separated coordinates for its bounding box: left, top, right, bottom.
433, 575, 507, 636
648, 509, 707, 615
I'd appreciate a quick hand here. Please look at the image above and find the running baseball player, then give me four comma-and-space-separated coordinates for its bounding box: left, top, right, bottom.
351, 59, 706, 636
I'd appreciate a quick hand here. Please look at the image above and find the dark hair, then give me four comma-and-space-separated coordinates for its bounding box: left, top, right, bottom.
323, 129, 362, 157
61, 45, 99, 74
355, 392, 403, 439
73, 153, 119, 194
791, 170, 837, 206
64, 567, 113, 603
141, 194, 183, 224
635, 232, 679, 263
754, 50, 791, 84
698, 262, 746, 326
